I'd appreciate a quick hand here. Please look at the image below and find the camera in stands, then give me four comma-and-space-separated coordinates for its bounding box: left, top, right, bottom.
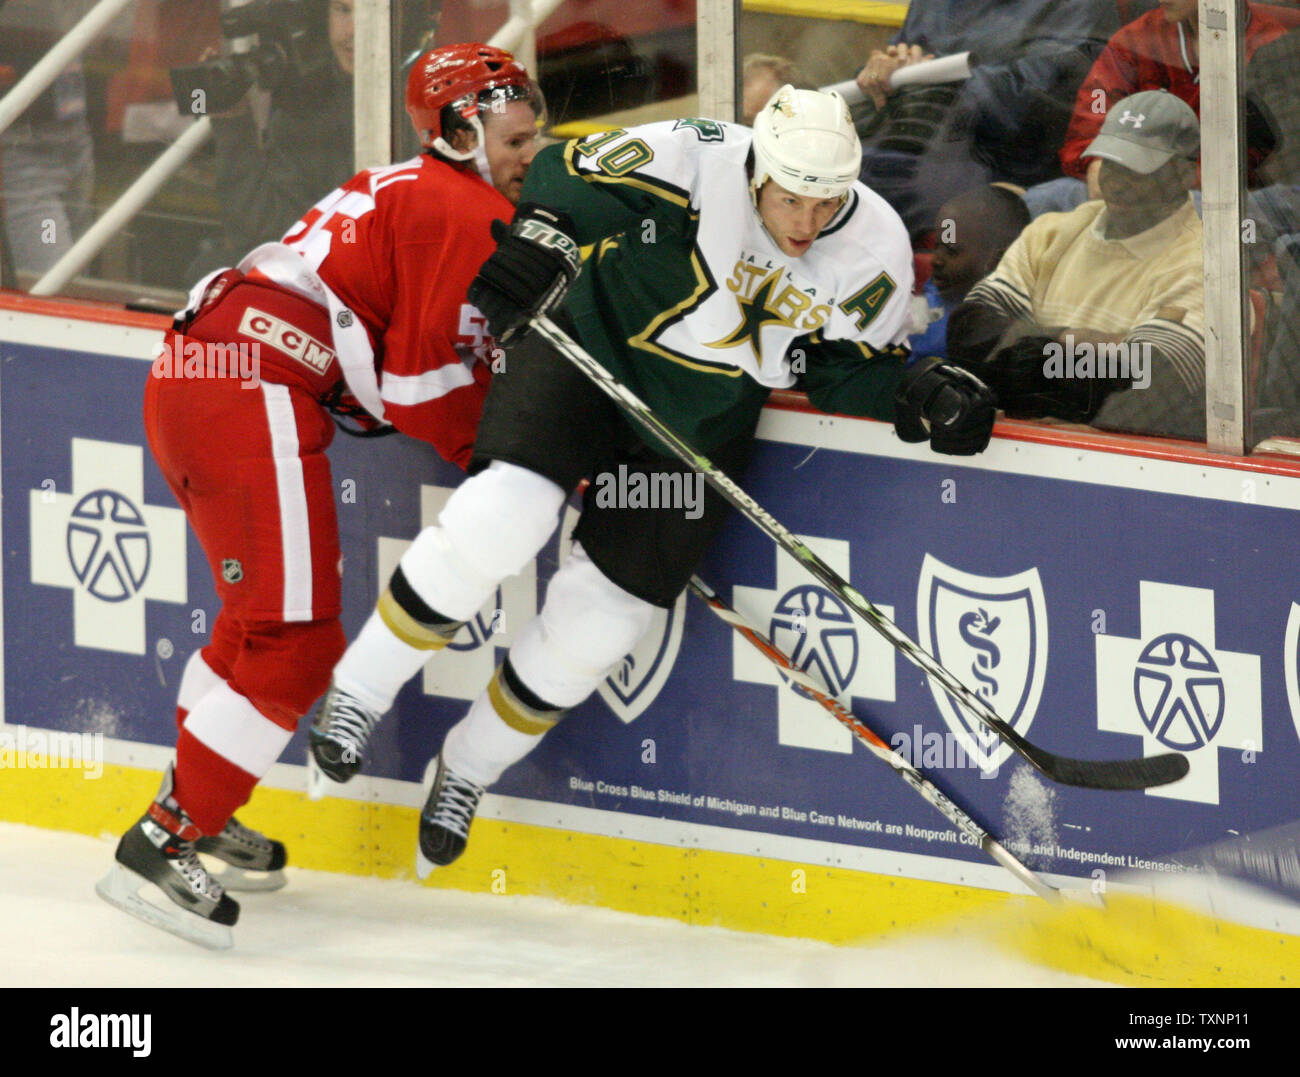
168, 0, 334, 115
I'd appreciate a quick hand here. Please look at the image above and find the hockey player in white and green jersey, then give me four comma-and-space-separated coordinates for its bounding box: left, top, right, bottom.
513, 106, 914, 450
309, 87, 997, 875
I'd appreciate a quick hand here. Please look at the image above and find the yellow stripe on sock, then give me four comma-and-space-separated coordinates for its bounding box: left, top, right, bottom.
487, 668, 563, 736
377, 589, 453, 651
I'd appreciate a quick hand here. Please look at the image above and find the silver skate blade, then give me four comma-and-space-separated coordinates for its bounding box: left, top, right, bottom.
95, 863, 233, 951
306, 749, 336, 801
415, 756, 439, 881
200, 859, 287, 893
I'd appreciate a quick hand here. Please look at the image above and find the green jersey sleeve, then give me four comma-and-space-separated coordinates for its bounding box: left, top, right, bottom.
795, 335, 910, 421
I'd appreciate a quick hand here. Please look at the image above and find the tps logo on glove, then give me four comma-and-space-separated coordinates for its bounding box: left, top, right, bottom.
468, 204, 582, 344
515, 218, 581, 273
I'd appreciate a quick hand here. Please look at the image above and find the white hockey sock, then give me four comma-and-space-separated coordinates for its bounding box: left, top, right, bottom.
332, 609, 434, 713
402, 461, 566, 622
442, 687, 548, 788
332, 462, 566, 712
176, 648, 225, 718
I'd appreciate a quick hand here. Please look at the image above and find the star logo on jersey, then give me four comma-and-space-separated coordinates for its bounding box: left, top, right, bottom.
733, 535, 895, 752
30, 438, 187, 654
1096, 581, 1260, 804
706, 268, 793, 365
377, 484, 535, 703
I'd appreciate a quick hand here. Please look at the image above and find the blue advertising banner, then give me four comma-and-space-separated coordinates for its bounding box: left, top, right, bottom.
6, 308, 1299, 890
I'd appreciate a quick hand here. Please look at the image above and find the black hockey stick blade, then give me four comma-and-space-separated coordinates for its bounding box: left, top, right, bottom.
1019, 742, 1189, 791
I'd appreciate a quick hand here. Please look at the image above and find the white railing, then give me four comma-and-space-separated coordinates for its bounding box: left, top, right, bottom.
32, 117, 213, 296
0, 0, 136, 136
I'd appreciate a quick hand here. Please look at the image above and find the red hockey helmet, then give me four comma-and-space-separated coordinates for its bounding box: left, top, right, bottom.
405, 43, 538, 160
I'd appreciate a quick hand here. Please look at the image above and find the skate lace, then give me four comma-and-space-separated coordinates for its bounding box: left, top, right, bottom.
428, 769, 486, 840
323, 690, 381, 761
175, 844, 226, 901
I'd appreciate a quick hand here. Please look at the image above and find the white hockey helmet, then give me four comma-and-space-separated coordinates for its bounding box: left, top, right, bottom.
750, 85, 860, 203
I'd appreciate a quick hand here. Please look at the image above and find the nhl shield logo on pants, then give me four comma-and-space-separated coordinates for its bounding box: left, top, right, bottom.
917, 553, 1048, 772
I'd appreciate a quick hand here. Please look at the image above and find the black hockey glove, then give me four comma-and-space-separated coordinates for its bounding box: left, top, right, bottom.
980, 335, 1130, 424
468, 204, 582, 344
894, 359, 996, 456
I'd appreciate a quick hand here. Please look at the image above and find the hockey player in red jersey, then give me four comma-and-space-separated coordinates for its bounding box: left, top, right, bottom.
96, 43, 544, 949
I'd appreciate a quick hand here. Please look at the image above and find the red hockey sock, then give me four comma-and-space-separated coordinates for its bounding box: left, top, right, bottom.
174, 729, 260, 835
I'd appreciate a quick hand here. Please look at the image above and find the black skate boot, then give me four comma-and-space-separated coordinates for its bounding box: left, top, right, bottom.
95, 765, 240, 950
416, 751, 487, 879
307, 681, 384, 798
195, 817, 288, 892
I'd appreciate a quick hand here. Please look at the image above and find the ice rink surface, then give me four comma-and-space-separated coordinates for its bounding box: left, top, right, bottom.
0, 822, 1110, 988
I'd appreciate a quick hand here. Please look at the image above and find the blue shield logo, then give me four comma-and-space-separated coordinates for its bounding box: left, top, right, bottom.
917, 554, 1048, 772
599, 595, 685, 724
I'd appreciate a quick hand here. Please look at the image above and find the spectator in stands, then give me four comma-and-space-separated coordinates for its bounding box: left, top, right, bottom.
947, 91, 1206, 442
1245, 24, 1300, 243
850, 0, 1118, 239
0, 0, 96, 279
190, 0, 356, 276
1246, 25, 1300, 431
741, 54, 807, 125
909, 184, 1030, 360
1024, 0, 1285, 216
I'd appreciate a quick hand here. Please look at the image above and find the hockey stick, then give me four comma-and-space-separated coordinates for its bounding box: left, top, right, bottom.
688, 576, 1063, 902
532, 314, 1188, 791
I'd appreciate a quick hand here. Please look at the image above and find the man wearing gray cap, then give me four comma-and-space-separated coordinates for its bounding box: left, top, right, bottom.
946, 89, 1206, 441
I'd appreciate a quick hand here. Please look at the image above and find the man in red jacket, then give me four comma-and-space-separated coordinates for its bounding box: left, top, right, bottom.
96, 43, 543, 950
1024, 0, 1284, 216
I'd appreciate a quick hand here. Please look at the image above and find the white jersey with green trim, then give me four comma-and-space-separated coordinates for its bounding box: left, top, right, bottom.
564, 119, 915, 388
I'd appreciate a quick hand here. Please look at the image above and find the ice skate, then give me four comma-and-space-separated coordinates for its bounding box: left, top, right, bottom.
195, 816, 287, 892
416, 752, 486, 879
308, 681, 383, 799
96, 765, 239, 950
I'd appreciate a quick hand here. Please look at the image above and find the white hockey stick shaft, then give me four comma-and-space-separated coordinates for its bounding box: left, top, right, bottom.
688, 577, 1059, 902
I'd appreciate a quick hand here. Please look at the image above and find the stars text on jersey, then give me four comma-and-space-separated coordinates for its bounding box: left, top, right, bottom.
707, 261, 831, 362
